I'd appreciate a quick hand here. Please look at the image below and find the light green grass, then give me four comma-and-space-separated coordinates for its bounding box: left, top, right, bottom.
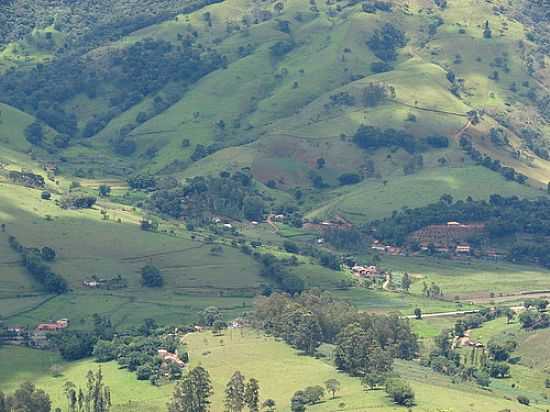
332, 288, 475, 315
381, 255, 550, 300
307, 165, 544, 224
1, 329, 541, 412
0, 346, 173, 412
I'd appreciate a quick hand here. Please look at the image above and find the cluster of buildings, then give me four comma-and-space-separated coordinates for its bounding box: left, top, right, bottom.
1, 319, 69, 348
408, 221, 486, 257
351, 265, 385, 280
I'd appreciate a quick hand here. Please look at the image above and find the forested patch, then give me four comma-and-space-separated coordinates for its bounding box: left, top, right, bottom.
7, 171, 46, 188
147, 171, 266, 224
353, 125, 450, 154
253, 291, 418, 369
369, 195, 550, 266
424, 308, 512, 386
93, 331, 187, 384
366, 23, 407, 62
0, 0, 220, 47
0, 37, 225, 141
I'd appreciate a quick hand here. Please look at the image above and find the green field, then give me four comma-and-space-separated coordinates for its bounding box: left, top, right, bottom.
380, 255, 550, 301
1, 329, 540, 412
307, 166, 544, 224
1, 0, 550, 407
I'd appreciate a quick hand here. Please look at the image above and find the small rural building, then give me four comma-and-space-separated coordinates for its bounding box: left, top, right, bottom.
352, 265, 382, 278
456, 245, 471, 255
158, 349, 185, 368
36, 319, 69, 332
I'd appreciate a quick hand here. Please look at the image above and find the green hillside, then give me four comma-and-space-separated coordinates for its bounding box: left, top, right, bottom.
1, 0, 550, 410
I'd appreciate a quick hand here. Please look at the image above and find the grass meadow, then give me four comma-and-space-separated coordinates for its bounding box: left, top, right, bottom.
306, 166, 543, 224
2, 328, 536, 412
381, 256, 550, 301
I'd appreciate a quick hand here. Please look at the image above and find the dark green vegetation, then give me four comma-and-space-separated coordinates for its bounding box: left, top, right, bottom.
1, 0, 550, 410
370, 195, 550, 266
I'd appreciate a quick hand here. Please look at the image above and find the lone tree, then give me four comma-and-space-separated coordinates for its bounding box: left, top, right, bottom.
483, 20, 492, 39
262, 399, 276, 412
290, 391, 307, 412
244, 378, 260, 412
303, 386, 324, 404
141, 264, 163, 288
324, 379, 341, 399
41, 246, 56, 261
401, 272, 411, 291
385, 379, 415, 407
224, 371, 246, 412
169, 366, 213, 412
504, 308, 515, 324
98, 185, 111, 197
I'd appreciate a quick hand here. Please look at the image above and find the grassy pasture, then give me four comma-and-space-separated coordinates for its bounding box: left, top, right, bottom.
0, 346, 173, 412
0, 329, 542, 412
332, 287, 475, 315
306, 165, 543, 224
381, 255, 550, 301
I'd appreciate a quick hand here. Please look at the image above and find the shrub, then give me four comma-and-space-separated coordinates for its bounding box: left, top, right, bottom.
385, 378, 415, 407
517, 395, 530, 406
141, 264, 163, 288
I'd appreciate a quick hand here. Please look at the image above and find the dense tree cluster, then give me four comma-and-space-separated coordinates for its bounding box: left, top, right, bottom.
353, 125, 448, 154
8, 171, 45, 188
252, 252, 305, 295
94, 333, 185, 384
141, 264, 164, 288
366, 23, 407, 62
253, 291, 418, 363
0, 0, 221, 47
362, 1, 392, 13
148, 171, 266, 224
59, 195, 97, 209
423, 308, 523, 385
518, 310, 550, 330
0, 367, 113, 412
223, 371, 262, 412
168, 366, 213, 412
323, 227, 366, 250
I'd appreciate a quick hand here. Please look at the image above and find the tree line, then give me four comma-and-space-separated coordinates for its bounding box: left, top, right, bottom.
459, 137, 528, 185
7, 236, 67, 294
353, 125, 449, 154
